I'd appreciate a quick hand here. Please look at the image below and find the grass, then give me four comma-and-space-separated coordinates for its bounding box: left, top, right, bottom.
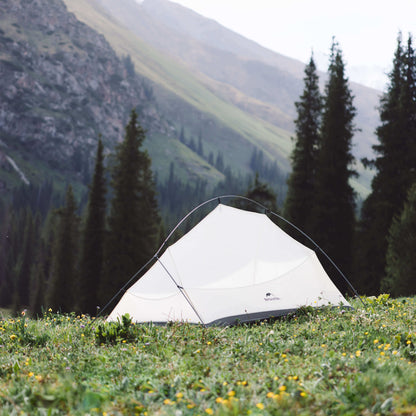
1, 295, 416, 415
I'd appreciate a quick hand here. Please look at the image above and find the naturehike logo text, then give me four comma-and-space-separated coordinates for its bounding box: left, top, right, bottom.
264, 292, 280, 301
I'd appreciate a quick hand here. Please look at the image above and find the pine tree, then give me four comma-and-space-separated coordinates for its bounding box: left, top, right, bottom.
0, 210, 21, 308
381, 183, 416, 296
311, 40, 357, 292
46, 185, 80, 312
29, 236, 47, 317
197, 134, 204, 157
101, 110, 160, 305
14, 209, 38, 309
237, 173, 278, 213
215, 152, 224, 172
285, 55, 322, 235
356, 34, 416, 294
0, 202, 8, 297
178, 126, 186, 144
78, 139, 107, 315
5, 208, 31, 311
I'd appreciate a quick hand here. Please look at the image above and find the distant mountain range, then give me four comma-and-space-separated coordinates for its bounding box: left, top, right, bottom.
0, 0, 381, 199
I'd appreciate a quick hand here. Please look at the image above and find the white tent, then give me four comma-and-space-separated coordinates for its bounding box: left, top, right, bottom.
108, 204, 350, 326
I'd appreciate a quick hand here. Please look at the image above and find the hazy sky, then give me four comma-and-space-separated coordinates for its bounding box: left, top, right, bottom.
169, 0, 416, 90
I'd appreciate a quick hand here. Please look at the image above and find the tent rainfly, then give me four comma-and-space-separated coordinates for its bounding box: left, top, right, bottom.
108, 204, 350, 326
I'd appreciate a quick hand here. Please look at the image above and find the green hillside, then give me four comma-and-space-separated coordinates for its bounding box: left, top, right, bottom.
63, 0, 373, 197
63, 0, 293, 175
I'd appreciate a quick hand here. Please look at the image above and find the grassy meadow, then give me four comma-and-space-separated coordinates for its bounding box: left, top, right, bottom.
1, 295, 416, 415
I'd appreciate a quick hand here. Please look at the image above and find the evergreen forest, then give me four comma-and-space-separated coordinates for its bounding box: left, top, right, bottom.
1, 34, 416, 317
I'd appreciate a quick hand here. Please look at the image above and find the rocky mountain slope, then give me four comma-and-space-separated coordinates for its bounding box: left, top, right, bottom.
0, 0, 165, 189
0, 0, 380, 199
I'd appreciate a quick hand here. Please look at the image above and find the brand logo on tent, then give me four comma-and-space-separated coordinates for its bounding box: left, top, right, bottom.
264, 292, 280, 301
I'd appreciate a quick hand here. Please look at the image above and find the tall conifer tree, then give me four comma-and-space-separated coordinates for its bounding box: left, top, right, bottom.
78, 139, 107, 315
29, 236, 47, 317
355, 34, 416, 294
46, 185, 79, 312
311, 40, 357, 292
14, 209, 37, 309
381, 183, 416, 296
101, 110, 160, 305
285, 54, 322, 236
0, 211, 21, 308
236, 173, 278, 213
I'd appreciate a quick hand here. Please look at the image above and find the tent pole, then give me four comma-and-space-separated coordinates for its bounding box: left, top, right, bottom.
157, 256, 207, 327
266, 210, 365, 307
104, 194, 364, 324
153, 194, 364, 307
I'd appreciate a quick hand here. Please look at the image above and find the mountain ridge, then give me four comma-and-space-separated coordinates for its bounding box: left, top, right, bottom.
0, 0, 379, 200
84, 0, 379, 160
139, 0, 380, 159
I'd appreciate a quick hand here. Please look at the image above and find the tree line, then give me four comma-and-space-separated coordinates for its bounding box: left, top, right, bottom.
0, 108, 278, 317
0, 110, 161, 316
285, 34, 416, 297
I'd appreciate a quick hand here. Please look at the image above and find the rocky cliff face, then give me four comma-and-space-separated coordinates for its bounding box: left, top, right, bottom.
0, 0, 164, 176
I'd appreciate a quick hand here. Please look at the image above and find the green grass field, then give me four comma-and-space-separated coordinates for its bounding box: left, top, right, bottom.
1, 295, 416, 415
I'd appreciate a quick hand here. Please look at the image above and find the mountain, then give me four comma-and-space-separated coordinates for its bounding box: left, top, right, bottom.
64, 0, 380, 191
0, 0, 168, 191
0, 0, 381, 203
139, 0, 380, 158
